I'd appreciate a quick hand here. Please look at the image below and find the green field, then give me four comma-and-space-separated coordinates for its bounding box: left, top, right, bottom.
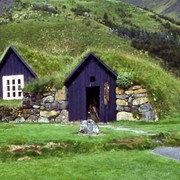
0, 120, 180, 179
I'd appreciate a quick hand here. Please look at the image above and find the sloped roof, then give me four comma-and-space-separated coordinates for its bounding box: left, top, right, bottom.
64, 52, 117, 86
0, 45, 37, 78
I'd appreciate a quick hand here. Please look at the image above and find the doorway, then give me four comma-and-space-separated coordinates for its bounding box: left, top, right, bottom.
86, 86, 100, 122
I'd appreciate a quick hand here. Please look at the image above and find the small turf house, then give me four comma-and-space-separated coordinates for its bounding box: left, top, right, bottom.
64, 53, 117, 123
0, 45, 37, 100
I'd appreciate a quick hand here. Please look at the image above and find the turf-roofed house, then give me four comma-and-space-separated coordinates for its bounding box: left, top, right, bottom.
64, 53, 117, 123
0, 45, 37, 100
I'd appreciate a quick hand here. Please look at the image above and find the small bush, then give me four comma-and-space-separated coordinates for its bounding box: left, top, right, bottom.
116, 72, 134, 89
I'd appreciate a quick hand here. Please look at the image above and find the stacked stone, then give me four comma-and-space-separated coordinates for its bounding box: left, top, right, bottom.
18, 87, 69, 123
116, 85, 158, 121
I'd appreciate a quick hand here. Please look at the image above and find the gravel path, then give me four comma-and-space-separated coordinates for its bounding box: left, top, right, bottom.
100, 125, 156, 135
151, 147, 180, 161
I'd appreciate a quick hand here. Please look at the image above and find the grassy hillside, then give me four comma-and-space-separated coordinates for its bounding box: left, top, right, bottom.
0, 0, 180, 118
119, 0, 180, 22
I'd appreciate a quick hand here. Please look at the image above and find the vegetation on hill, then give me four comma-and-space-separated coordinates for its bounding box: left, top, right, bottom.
119, 0, 180, 22
0, 0, 180, 118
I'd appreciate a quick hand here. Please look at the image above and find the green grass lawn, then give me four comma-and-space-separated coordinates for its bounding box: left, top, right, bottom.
0, 120, 180, 179
0, 150, 179, 179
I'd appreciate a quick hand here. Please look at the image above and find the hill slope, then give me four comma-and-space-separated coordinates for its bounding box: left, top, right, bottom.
119, 0, 180, 21
0, 0, 180, 117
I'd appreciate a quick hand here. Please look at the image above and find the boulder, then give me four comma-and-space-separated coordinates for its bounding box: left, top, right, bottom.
116, 105, 124, 111
116, 111, 136, 121
131, 85, 142, 90
79, 119, 100, 134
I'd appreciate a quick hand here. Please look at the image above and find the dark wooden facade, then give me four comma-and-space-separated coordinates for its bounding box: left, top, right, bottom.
64, 53, 117, 122
0, 45, 37, 98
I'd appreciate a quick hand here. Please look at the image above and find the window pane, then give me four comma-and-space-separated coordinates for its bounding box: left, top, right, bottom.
13, 92, 16, 97
7, 80, 10, 85
7, 86, 10, 91
12, 80, 15, 84
18, 92, 22, 97
18, 79, 21, 84
13, 86, 16, 91
7, 93, 10, 97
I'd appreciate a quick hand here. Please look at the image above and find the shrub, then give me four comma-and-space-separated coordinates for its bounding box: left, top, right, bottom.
116, 72, 134, 89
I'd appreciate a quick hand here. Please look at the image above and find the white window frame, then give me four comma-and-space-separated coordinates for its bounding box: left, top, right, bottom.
2, 75, 24, 100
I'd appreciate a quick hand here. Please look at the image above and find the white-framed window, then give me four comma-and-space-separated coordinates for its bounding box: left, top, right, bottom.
2, 75, 24, 100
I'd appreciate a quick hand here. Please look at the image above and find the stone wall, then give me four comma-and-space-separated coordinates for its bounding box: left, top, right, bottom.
116, 85, 158, 121
18, 87, 69, 123
17, 85, 157, 123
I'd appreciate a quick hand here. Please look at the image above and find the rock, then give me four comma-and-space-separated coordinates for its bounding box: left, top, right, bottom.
55, 110, 69, 123
33, 105, 40, 109
43, 95, 54, 103
139, 103, 153, 112
131, 85, 142, 90
116, 105, 124, 111
116, 94, 129, 100
15, 117, 25, 123
79, 119, 100, 134
134, 88, 147, 94
40, 110, 58, 118
38, 116, 49, 123
124, 107, 131, 112
18, 156, 31, 161
132, 93, 148, 98
140, 111, 158, 121
55, 87, 67, 101
27, 115, 38, 122
132, 97, 149, 106
116, 99, 128, 106
59, 100, 68, 110
125, 90, 134, 95
116, 111, 136, 121
116, 87, 124, 94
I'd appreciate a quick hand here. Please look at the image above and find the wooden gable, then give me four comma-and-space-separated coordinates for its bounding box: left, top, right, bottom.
64, 52, 117, 122
0, 45, 37, 99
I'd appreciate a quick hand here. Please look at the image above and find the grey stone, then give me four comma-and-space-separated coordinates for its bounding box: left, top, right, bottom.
43, 95, 54, 103
116, 105, 124, 111
128, 96, 133, 104
45, 102, 60, 111
132, 97, 149, 106
132, 93, 148, 98
139, 103, 152, 112
33, 105, 40, 109
38, 116, 49, 123
79, 119, 100, 134
15, 117, 25, 123
124, 107, 131, 112
59, 100, 68, 110
116, 94, 129, 100
131, 85, 142, 90
140, 111, 157, 121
